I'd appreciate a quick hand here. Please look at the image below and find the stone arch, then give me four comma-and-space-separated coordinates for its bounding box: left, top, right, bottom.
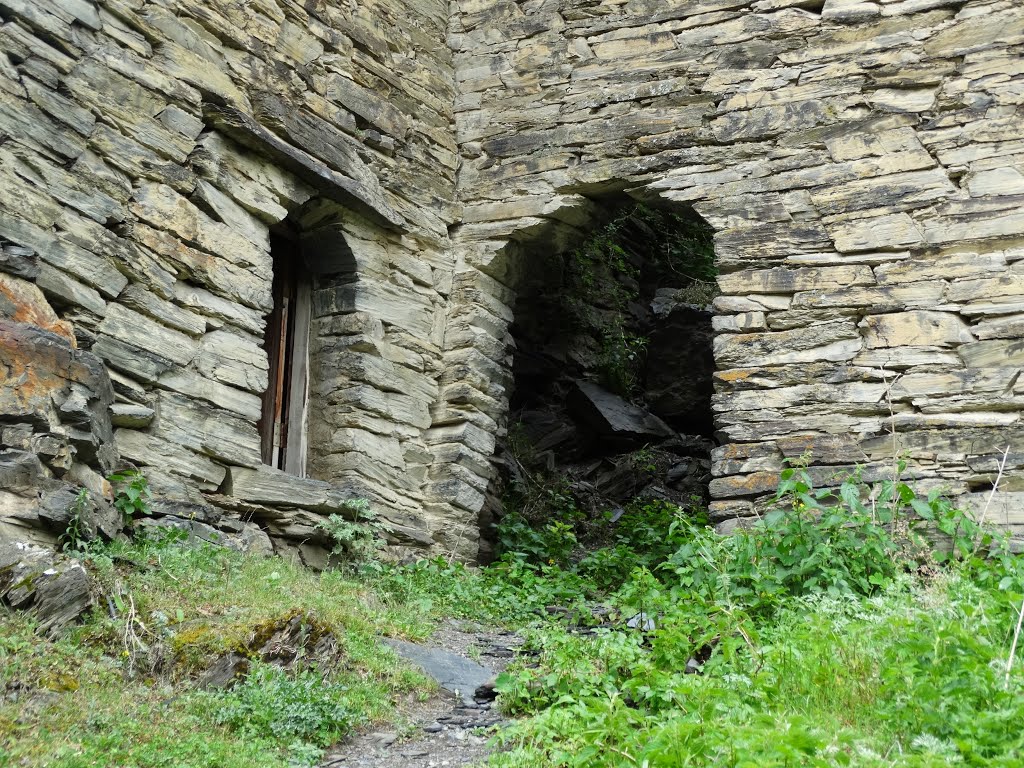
438, 185, 727, 559
448, 0, 1024, 541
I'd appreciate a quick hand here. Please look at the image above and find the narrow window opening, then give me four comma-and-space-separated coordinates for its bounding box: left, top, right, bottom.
260, 229, 312, 476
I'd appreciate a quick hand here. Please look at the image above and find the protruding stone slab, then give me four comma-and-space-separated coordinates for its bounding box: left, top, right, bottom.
203, 104, 405, 232
223, 465, 363, 518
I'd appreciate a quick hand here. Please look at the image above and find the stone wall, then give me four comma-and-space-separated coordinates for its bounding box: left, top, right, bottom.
1, 0, 1023, 562
445, 0, 1024, 542
0, 0, 463, 563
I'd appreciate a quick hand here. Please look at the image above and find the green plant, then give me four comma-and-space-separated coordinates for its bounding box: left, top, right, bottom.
597, 327, 648, 397
672, 280, 719, 305
60, 487, 90, 552
496, 492, 713, 597
488, 466, 1024, 768
658, 464, 998, 621
506, 421, 537, 466
317, 498, 382, 564
573, 500, 706, 592
628, 447, 658, 474
17, 463, 1024, 768
208, 662, 359, 764
108, 469, 152, 522
497, 513, 578, 567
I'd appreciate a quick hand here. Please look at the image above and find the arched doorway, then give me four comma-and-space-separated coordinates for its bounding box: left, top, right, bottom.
488, 197, 719, 556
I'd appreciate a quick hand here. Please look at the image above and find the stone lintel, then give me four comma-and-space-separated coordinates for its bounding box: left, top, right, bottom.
203, 104, 406, 232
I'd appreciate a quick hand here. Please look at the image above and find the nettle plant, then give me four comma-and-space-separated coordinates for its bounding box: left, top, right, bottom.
662, 460, 994, 618
108, 469, 153, 524
60, 487, 91, 552
62, 470, 154, 551
488, 459, 1024, 768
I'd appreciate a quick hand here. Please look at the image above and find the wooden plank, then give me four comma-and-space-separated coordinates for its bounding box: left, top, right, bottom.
284, 274, 312, 478
260, 269, 286, 465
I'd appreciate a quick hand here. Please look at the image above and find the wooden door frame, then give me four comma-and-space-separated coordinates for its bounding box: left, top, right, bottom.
260, 229, 312, 477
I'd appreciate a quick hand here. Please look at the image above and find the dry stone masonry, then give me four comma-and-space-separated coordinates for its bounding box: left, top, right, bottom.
449, 0, 1024, 542
0, 0, 1023, 562
0, 0, 460, 563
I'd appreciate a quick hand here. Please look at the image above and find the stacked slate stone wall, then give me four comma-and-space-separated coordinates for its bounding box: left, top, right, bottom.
0, 0, 461, 563
446, 0, 1024, 543
2, 0, 1023, 563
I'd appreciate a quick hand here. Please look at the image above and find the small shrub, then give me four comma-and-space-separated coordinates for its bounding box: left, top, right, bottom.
497, 513, 578, 567
317, 498, 382, 564
490, 462, 1024, 768
497, 495, 708, 594
60, 487, 91, 552
597, 327, 648, 397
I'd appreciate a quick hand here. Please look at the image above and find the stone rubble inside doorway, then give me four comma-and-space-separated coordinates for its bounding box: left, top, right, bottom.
482, 206, 719, 555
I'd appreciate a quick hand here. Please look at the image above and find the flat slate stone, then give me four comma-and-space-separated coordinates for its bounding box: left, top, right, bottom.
385, 638, 494, 706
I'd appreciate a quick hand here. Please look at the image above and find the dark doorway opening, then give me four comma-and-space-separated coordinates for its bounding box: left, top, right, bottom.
510, 202, 718, 437
489, 201, 718, 558
260, 229, 313, 476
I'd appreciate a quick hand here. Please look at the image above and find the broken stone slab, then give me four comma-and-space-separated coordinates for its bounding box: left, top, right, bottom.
0, 541, 94, 637
34, 483, 123, 543
136, 515, 230, 548
0, 318, 117, 473
568, 380, 675, 448
116, 428, 228, 495
959, 339, 1024, 368
0, 272, 74, 339
136, 468, 221, 524
860, 311, 974, 349
0, 243, 39, 279
236, 522, 274, 556
136, 515, 273, 556
261, 536, 336, 571
262, 509, 339, 544
109, 403, 155, 428
0, 493, 57, 547
713, 321, 862, 368
0, 449, 49, 489
97, 303, 199, 368
717, 265, 874, 295
379, 520, 435, 548
199, 609, 342, 689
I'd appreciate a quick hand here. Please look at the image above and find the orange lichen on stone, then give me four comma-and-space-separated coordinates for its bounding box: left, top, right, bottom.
710, 470, 781, 497
714, 369, 754, 383
0, 274, 75, 345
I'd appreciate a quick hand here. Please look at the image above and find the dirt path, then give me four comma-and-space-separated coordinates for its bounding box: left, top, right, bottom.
320, 621, 521, 768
